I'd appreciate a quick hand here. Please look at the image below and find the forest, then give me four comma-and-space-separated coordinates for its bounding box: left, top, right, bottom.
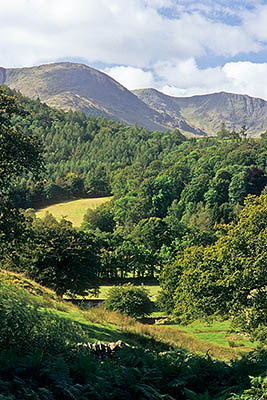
0, 85, 267, 399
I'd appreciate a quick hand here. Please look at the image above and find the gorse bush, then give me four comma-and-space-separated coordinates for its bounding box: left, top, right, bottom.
104, 283, 153, 318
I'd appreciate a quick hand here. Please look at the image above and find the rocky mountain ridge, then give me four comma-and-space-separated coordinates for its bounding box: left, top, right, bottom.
1, 62, 266, 137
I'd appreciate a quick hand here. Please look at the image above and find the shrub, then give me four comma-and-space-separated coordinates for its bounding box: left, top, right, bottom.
104, 284, 153, 318
0, 282, 87, 354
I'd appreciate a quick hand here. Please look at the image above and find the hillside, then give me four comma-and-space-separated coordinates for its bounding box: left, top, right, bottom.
0, 86, 266, 399
133, 88, 267, 137
0, 270, 260, 358
36, 197, 111, 227
1, 270, 266, 399
2, 62, 267, 136
1, 62, 167, 132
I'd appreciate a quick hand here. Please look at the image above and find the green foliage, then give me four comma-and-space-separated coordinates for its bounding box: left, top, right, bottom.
0, 282, 87, 354
82, 201, 115, 232
3, 87, 266, 239
0, 87, 43, 262
228, 376, 267, 399
130, 217, 170, 252
0, 272, 267, 400
217, 122, 230, 139
2, 87, 266, 282
105, 284, 153, 318
0, 343, 266, 399
160, 194, 267, 341
7, 213, 101, 297
0, 86, 42, 193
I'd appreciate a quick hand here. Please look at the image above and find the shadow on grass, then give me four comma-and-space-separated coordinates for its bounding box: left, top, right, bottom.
72, 319, 171, 351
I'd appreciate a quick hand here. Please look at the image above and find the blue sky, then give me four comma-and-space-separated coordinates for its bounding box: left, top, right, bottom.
1, 0, 267, 99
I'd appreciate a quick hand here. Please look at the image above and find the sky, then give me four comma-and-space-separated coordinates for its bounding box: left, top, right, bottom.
2, 0, 267, 99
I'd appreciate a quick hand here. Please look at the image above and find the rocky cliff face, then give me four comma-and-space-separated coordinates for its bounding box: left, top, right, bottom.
0, 67, 6, 84
133, 89, 267, 137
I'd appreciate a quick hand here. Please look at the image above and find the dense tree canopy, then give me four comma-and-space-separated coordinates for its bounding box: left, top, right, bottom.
0, 88, 100, 297
0, 87, 42, 193
18, 213, 100, 297
0, 87, 43, 256
159, 194, 267, 341
3, 86, 266, 237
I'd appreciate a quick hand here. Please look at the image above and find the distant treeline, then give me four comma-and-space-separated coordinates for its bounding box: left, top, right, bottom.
5, 87, 266, 223
8, 89, 186, 207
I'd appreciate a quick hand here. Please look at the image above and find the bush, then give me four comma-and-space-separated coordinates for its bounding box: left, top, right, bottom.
104, 284, 153, 318
0, 282, 87, 354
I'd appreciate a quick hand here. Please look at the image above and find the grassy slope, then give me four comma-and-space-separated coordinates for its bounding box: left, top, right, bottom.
35, 197, 111, 227
72, 286, 258, 350
1, 270, 262, 361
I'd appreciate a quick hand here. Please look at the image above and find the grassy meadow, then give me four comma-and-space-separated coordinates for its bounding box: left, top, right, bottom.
45, 304, 264, 361
78, 285, 262, 358
0, 270, 264, 362
35, 197, 111, 226
53, 281, 263, 360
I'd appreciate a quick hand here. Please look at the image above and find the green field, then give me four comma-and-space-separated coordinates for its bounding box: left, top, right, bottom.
35, 197, 111, 226
1, 270, 263, 361
89, 285, 160, 301
67, 285, 261, 356
163, 319, 261, 350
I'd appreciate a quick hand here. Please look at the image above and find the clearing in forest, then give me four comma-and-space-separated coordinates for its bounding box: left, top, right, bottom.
36, 197, 111, 226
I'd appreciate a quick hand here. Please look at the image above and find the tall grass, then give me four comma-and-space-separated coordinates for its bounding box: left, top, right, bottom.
82, 307, 246, 360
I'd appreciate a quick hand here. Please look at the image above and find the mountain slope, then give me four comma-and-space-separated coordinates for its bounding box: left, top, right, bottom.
1, 62, 267, 136
133, 88, 267, 137
1, 62, 168, 132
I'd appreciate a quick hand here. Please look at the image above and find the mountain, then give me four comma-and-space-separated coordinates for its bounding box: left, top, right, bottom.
133, 88, 267, 137
1, 62, 267, 137
0, 62, 167, 132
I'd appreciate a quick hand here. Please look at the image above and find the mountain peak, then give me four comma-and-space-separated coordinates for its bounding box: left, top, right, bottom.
2, 62, 267, 137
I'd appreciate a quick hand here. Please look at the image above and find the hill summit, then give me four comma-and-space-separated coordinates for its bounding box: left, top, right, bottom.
1, 62, 267, 137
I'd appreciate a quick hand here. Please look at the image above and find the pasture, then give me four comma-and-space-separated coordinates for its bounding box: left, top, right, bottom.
67, 285, 261, 357
90, 284, 160, 301
35, 197, 111, 226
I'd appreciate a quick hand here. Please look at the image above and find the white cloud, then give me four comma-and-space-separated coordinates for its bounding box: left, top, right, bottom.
1, 0, 267, 99
0, 0, 265, 68
154, 58, 225, 89
243, 4, 267, 41
223, 61, 267, 98
100, 58, 267, 102
153, 60, 267, 100
103, 66, 155, 89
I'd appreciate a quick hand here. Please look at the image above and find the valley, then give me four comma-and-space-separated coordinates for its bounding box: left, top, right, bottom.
2, 0, 267, 398
0, 76, 266, 399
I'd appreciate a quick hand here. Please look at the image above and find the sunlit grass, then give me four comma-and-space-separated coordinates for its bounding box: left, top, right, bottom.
49, 300, 260, 361
87, 285, 160, 301
35, 197, 111, 227
162, 319, 261, 351
2, 270, 263, 361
